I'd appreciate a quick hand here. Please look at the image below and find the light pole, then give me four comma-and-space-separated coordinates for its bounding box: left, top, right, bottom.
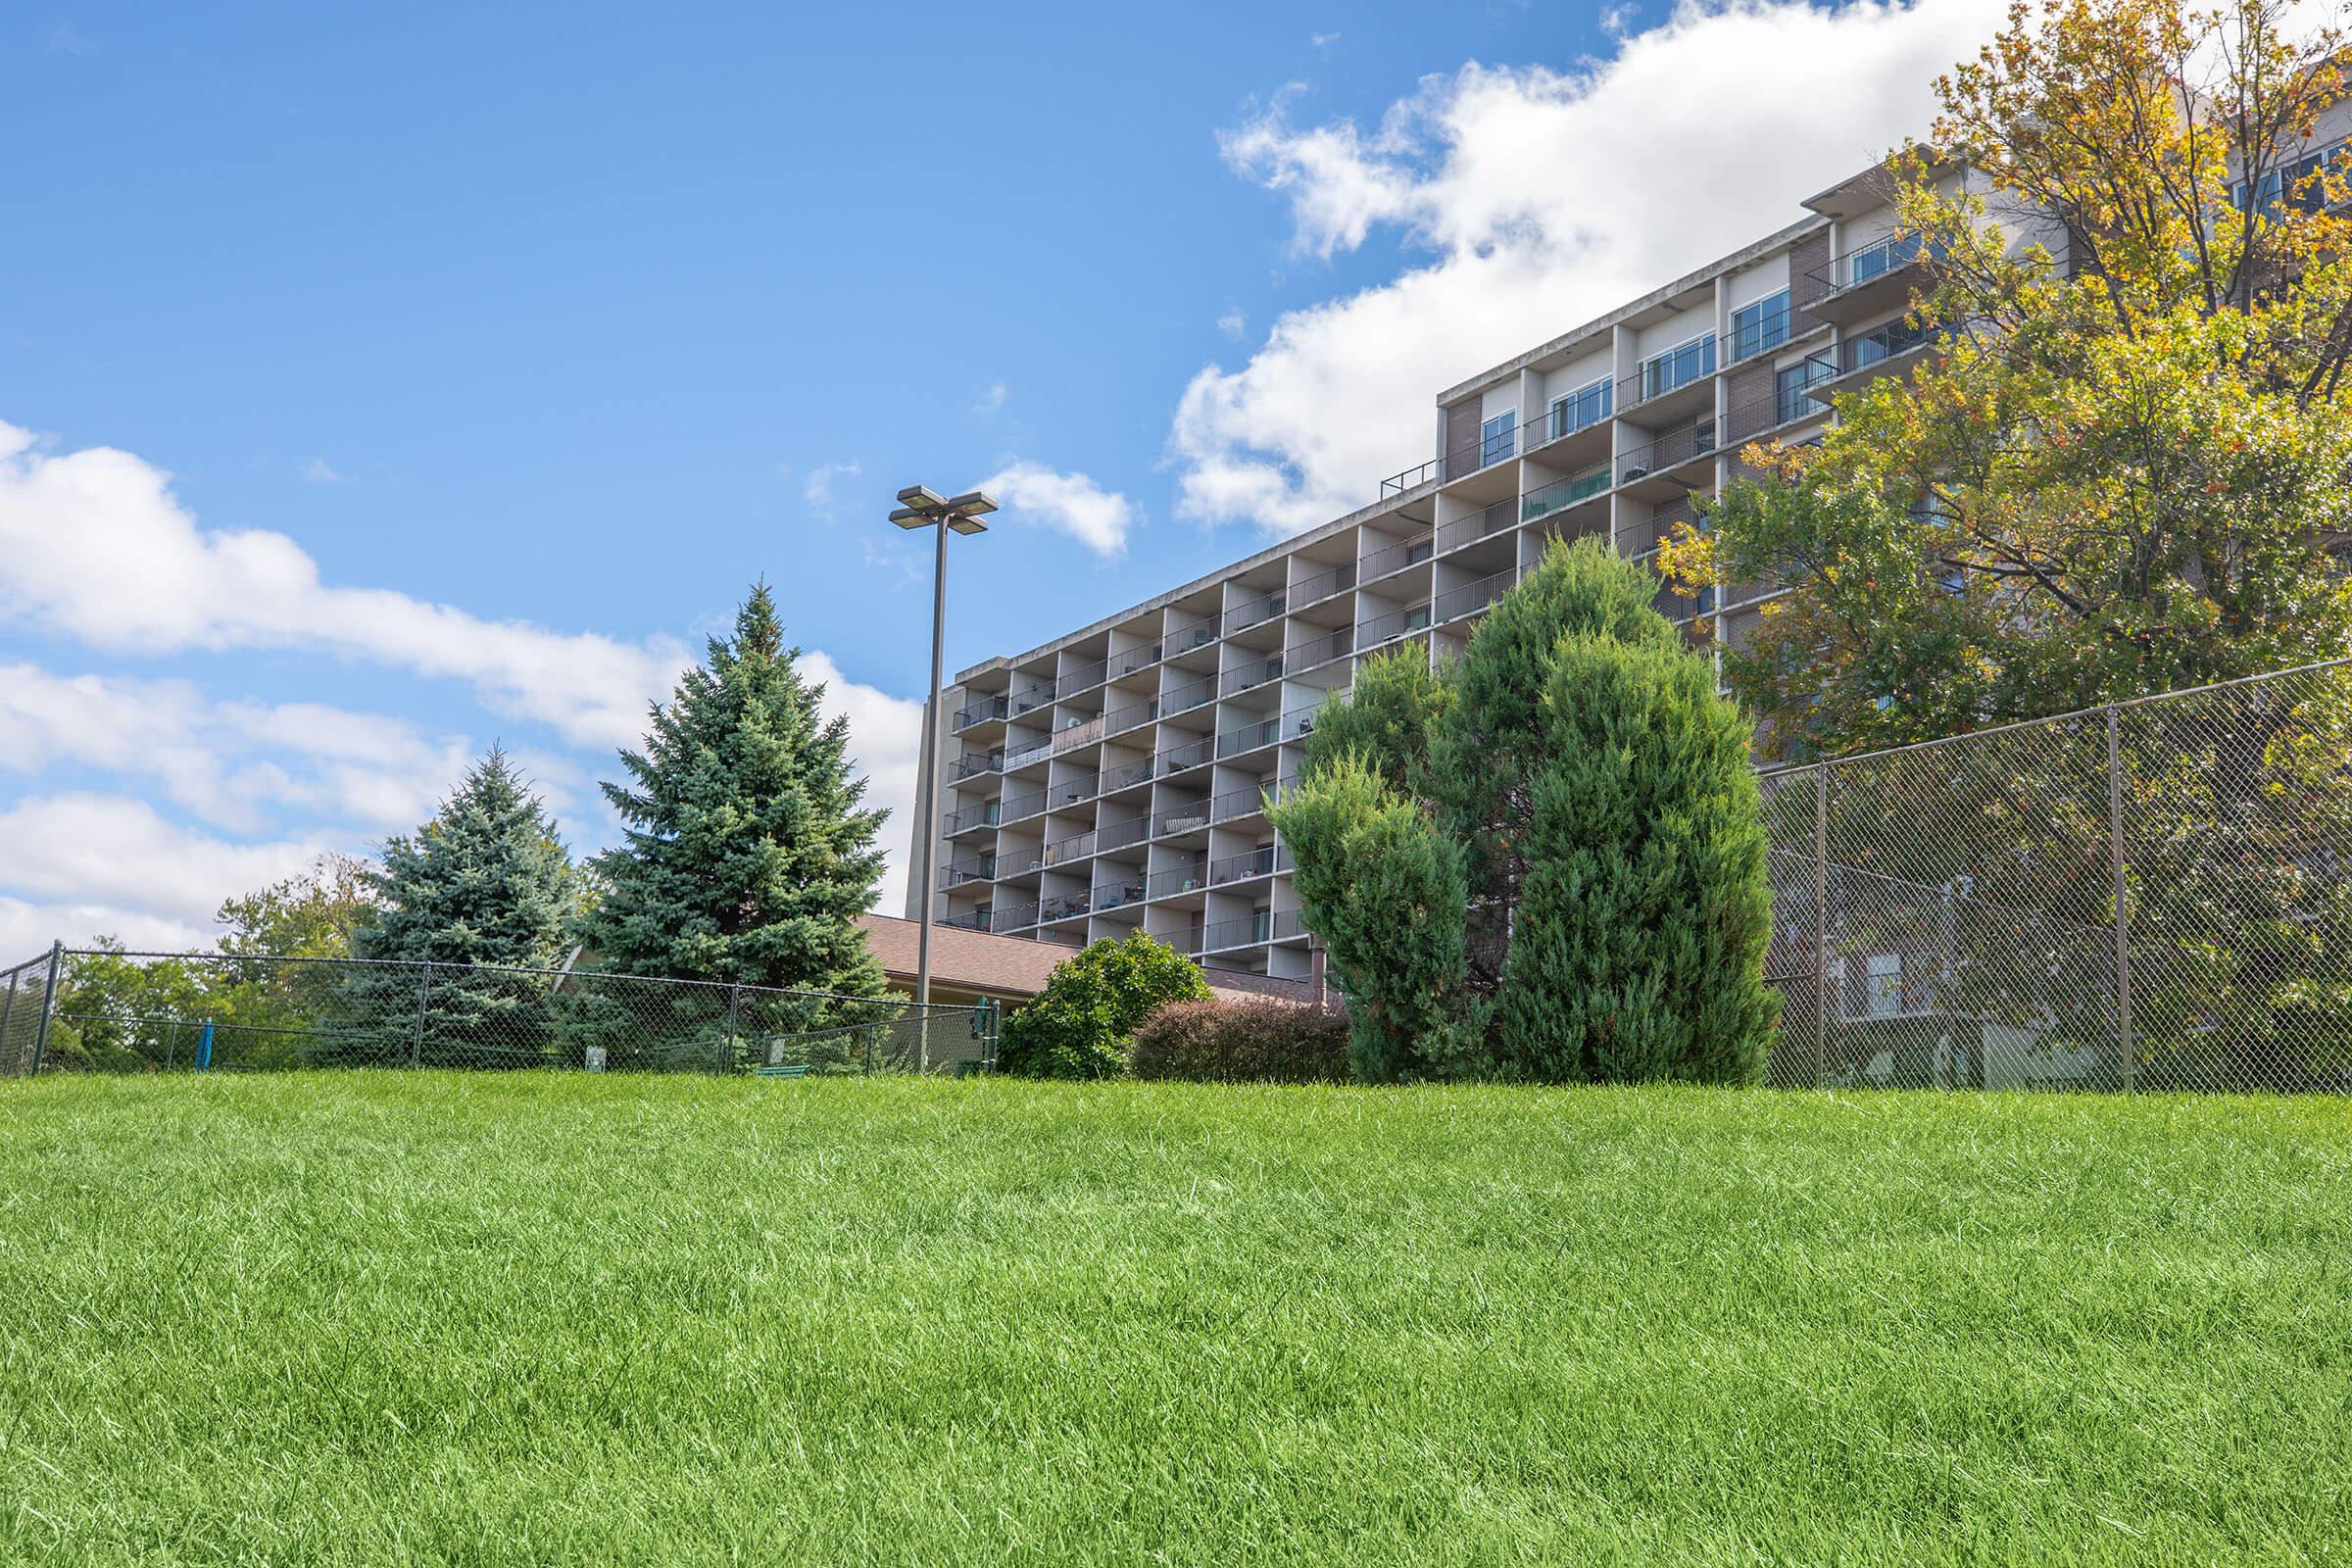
890, 484, 996, 1061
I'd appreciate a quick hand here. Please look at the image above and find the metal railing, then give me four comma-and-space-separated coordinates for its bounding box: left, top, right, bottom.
6, 949, 994, 1076
1291, 560, 1356, 607
1286, 624, 1352, 675
1220, 653, 1287, 698
1811, 230, 1928, 292
1632, 335, 1717, 404
1533, 378, 1612, 445
1357, 602, 1433, 648
1520, 466, 1611, 525
1436, 568, 1517, 624
952, 694, 1007, 730
1727, 295, 1793, 363
1209, 845, 1289, 885
1361, 534, 1435, 580
1435, 497, 1516, 556
1616, 418, 1716, 485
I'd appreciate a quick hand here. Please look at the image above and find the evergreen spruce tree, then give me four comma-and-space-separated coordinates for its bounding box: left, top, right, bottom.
577, 584, 888, 1028
346, 748, 577, 1065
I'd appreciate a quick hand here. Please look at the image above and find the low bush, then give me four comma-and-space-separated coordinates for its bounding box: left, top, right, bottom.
997, 932, 1211, 1080
1127, 997, 1350, 1085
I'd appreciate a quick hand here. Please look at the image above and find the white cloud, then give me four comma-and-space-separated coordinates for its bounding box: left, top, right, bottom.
1217, 308, 1249, 340
1173, 0, 2009, 538
802, 652, 925, 915
977, 461, 1137, 558
300, 457, 345, 484
1311, 30, 1343, 50
804, 460, 862, 522
0, 795, 334, 952
975, 380, 1010, 415
0, 663, 478, 836
0, 420, 693, 751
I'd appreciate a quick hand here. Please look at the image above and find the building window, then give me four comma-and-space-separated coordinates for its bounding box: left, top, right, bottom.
1642, 335, 1717, 401
1776, 358, 1837, 424
1548, 377, 1612, 439
1850, 316, 1933, 368
1481, 410, 1517, 466
1731, 291, 1791, 361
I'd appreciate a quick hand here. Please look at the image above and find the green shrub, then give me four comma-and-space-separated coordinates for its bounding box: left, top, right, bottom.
1127, 997, 1350, 1084
997, 931, 1211, 1079
1271, 536, 1779, 1085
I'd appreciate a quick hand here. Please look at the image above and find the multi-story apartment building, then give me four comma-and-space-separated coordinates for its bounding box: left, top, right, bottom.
904, 158, 2013, 980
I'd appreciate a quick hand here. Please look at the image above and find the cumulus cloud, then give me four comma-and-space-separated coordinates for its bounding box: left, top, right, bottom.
0, 422, 695, 752
0, 795, 334, 953
1173, 0, 2009, 538
0, 663, 480, 836
0, 419, 936, 943
803, 460, 862, 522
977, 461, 1137, 558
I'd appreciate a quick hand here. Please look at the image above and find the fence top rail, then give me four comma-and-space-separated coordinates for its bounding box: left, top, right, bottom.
55, 948, 961, 1014
1753, 654, 2352, 781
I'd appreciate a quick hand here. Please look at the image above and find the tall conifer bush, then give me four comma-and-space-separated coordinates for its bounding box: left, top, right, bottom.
577, 585, 888, 1019
1271, 537, 1778, 1084
345, 748, 577, 1064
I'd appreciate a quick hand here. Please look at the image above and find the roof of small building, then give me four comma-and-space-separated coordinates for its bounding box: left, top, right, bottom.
857, 914, 1327, 1006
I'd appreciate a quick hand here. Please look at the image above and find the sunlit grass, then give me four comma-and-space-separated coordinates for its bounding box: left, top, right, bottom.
1, 1072, 2346, 1565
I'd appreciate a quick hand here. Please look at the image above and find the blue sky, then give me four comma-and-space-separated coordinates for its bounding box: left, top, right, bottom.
0, 0, 1998, 945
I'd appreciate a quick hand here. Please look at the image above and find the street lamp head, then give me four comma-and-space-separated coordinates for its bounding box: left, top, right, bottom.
887, 507, 927, 528
948, 515, 989, 535
896, 484, 947, 510
945, 490, 998, 516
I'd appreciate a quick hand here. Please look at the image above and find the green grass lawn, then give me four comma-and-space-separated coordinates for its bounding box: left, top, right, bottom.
1, 1074, 2347, 1566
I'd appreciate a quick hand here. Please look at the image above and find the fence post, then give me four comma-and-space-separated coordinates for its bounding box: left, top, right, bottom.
2104, 707, 2135, 1094
725, 983, 740, 1074
0, 967, 18, 1077
30, 941, 64, 1077
413, 961, 431, 1068
1812, 765, 1830, 1089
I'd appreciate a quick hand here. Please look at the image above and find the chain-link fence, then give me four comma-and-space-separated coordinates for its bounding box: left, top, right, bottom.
0, 949, 997, 1078
1759, 659, 2352, 1094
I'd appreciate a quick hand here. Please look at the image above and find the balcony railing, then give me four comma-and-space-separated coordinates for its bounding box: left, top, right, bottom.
1109, 642, 1162, 681
1436, 568, 1517, 624
1360, 533, 1435, 581
1616, 418, 1716, 485
1223, 587, 1289, 636
1209, 845, 1287, 885
1812, 230, 1932, 292
1839, 316, 1936, 372
942, 801, 999, 835
1101, 755, 1157, 793
1634, 334, 1716, 404
949, 752, 997, 782
1291, 560, 1356, 607
1156, 735, 1215, 775
1091, 876, 1148, 912
1040, 892, 1091, 924
1358, 602, 1434, 648
1435, 496, 1516, 556
991, 901, 1039, 932
1001, 773, 1098, 823
1153, 800, 1213, 837
1098, 815, 1152, 852
1209, 773, 1301, 824
1286, 624, 1352, 674
1008, 685, 1054, 718
937, 908, 990, 932
1220, 652, 1286, 698
952, 694, 1007, 730
1197, 908, 1307, 953
1052, 714, 1104, 754
1215, 707, 1319, 760
1041, 830, 1095, 868
1520, 466, 1610, 525
1146, 861, 1210, 900
1166, 614, 1218, 655
938, 855, 995, 891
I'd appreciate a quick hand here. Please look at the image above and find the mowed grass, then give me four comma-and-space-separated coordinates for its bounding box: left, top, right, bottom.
1, 1076, 2348, 1567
